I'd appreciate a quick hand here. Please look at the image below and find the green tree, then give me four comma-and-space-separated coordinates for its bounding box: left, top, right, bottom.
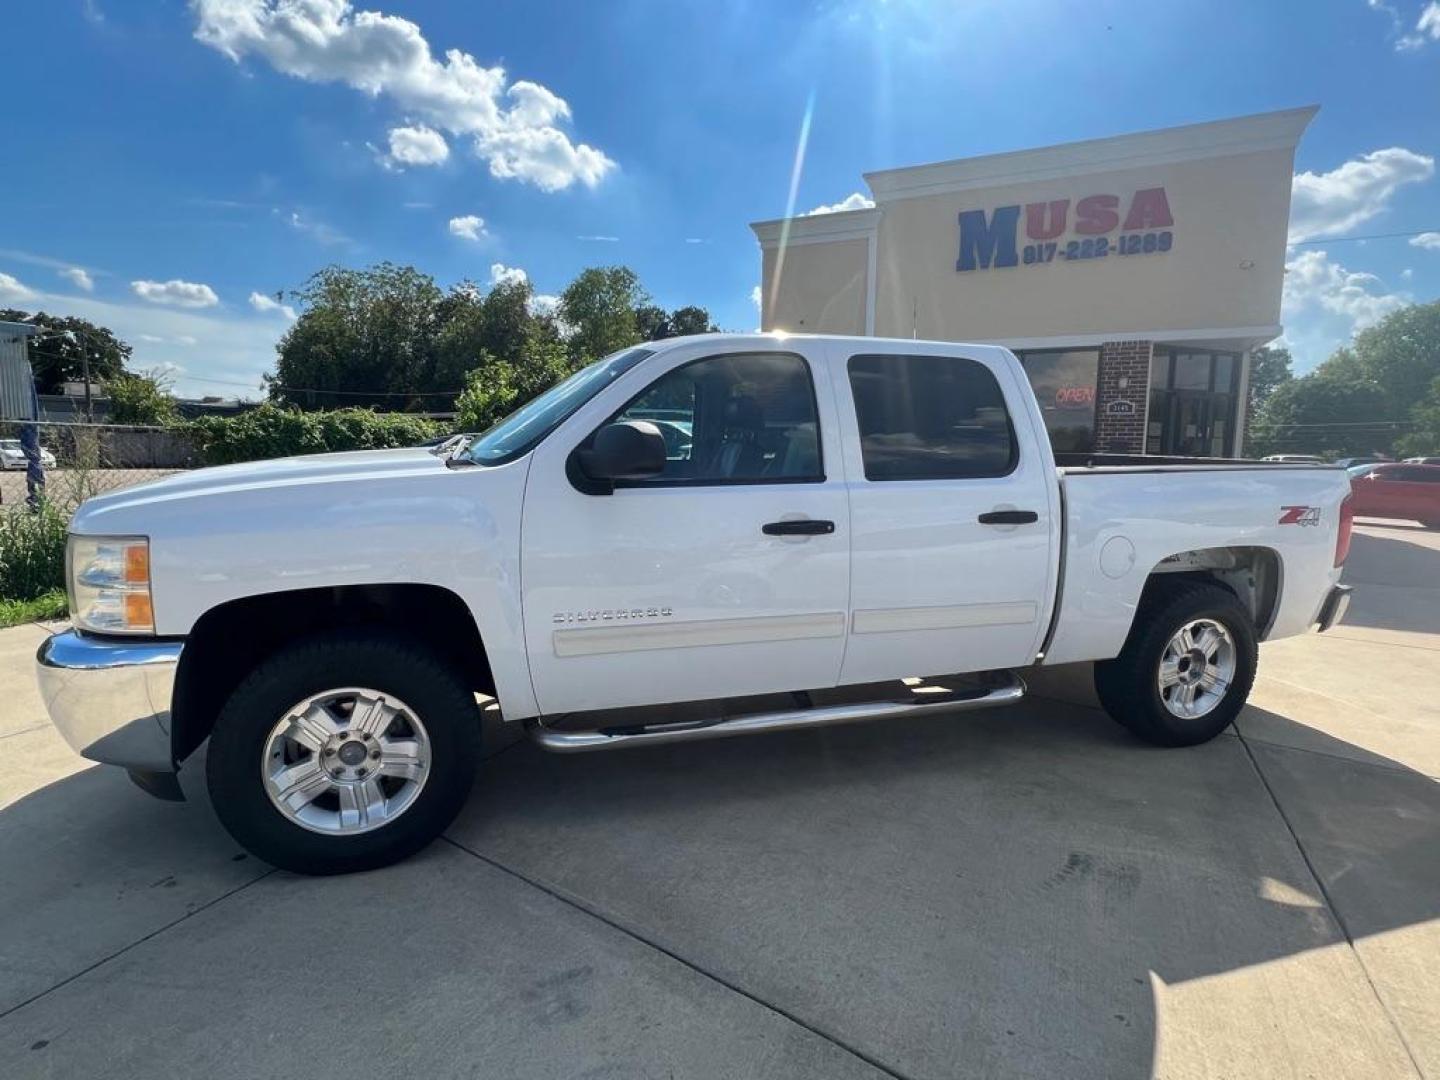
1249, 375, 1391, 458
634, 304, 670, 343
267, 263, 444, 410
105, 370, 177, 425
559, 266, 645, 362
1396, 374, 1440, 457
1314, 301, 1440, 422
1246, 345, 1292, 414
0, 310, 130, 394
666, 305, 717, 337
453, 353, 520, 432
633, 302, 717, 342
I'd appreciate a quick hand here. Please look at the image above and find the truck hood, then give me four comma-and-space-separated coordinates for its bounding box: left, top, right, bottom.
72, 446, 450, 530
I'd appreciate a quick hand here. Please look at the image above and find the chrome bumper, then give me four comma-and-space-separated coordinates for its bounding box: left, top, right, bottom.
35, 630, 182, 773
1315, 584, 1353, 633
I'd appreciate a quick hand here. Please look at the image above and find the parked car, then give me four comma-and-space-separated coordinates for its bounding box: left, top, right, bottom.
0, 438, 57, 470
1402, 456, 1440, 466
1334, 456, 1390, 469
1348, 462, 1440, 528
1261, 454, 1327, 465
37, 334, 1354, 874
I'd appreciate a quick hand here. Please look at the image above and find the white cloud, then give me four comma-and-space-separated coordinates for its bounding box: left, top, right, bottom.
1288, 148, 1434, 242
248, 290, 297, 319
750, 285, 762, 310
16, 289, 282, 398
805, 192, 875, 216
488, 262, 527, 287
1285, 249, 1406, 327
131, 279, 220, 308
684, 237, 707, 244
192, 0, 615, 192
59, 266, 95, 291
449, 214, 486, 241
1398, 1, 1440, 48
1281, 249, 1409, 369
529, 293, 560, 317
402, 200, 433, 209
0, 272, 38, 302
284, 209, 349, 246
384, 123, 449, 167
576, 234, 619, 242
1409, 231, 1440, 250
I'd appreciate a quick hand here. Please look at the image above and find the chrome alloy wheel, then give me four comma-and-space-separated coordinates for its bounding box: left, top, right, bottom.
1157, 619, 1237, 720
261, 688, 430, 836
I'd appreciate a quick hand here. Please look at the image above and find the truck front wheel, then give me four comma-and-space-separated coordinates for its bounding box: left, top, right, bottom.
1094, 580, 1258, 747
205, 630, 481, 874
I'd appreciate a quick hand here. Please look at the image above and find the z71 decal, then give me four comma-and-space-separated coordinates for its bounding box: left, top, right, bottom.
1279, 506, 1322, 526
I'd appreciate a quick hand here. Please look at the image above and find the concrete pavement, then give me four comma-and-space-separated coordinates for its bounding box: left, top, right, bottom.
0, 523, 1436, 1078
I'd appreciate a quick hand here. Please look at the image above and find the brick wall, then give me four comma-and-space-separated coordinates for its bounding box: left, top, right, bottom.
1093, 340, 1153, 454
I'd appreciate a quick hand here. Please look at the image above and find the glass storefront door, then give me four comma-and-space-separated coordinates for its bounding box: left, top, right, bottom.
1147, 349, 1240, 457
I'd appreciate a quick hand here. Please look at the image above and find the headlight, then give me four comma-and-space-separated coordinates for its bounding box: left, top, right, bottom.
67, 536, 155, 634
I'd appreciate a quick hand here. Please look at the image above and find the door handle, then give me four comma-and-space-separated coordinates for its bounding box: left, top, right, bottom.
762, 519, 835, 536
978, 510, 1038, 525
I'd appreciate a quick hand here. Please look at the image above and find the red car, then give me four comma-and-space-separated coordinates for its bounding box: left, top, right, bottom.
1348, 463, 1440, 528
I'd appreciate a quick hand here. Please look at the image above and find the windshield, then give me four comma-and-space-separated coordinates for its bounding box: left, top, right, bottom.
1348, 463, 1380, 477
459, 347, 653, 466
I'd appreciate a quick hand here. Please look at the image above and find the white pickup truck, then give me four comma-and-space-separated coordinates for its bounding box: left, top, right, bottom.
37, 334, 1354, 873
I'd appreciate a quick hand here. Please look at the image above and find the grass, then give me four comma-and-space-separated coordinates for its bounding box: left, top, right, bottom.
0, 589, 67, 629
1, 501, 69, 627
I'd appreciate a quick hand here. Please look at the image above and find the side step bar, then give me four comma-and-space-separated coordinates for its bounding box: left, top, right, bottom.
526, 672, 1026, 753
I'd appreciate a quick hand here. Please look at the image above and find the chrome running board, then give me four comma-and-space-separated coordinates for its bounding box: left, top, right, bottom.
526, 672, 1025, 753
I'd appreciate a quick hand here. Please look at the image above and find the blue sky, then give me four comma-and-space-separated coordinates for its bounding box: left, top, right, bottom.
2, 0, 1438, 399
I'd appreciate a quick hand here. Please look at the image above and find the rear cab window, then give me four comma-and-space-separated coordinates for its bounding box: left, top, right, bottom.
846, 353, 1018, 480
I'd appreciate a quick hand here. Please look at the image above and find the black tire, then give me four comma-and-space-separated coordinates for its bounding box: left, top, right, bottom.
206, 629, 481, 874
1094, 579, 1257, 747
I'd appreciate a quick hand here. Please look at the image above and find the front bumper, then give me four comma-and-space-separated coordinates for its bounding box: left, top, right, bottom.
35, 630, 182, 773
1315, 584, 1353, 633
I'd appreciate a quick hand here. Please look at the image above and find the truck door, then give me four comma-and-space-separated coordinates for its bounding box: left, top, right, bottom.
831, 345, 1058, 684
520, 341, 850, 716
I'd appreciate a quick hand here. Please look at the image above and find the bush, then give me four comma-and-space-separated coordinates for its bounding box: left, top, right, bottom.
181, 404, 444, 466
0, 502, 69, 603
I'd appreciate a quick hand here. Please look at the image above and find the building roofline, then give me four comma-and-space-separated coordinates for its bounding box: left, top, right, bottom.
862, 105, 1318, 202
0, 320, 41, 339
749, 206, 879, 249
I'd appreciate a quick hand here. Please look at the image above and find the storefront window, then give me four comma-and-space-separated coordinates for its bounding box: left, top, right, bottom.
1147, 349, 1241, 457
1016, 349, 1099, 453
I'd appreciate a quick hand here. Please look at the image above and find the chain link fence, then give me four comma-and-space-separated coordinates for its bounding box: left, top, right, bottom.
0, 421, 197, 511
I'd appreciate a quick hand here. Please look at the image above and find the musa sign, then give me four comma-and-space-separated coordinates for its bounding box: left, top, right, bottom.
957, 187, 1175, 272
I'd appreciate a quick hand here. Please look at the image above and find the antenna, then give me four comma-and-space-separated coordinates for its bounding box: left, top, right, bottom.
911, 298, 918, 339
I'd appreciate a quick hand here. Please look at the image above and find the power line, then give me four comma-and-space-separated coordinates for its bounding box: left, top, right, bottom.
1290, 227, 1439, 246
23, 346, 466, 398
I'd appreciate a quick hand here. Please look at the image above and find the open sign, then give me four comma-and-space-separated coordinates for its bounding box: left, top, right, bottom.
1054, 386, 1095, 408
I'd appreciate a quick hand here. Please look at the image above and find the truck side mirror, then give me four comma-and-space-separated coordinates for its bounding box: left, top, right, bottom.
579, 421, 667, 485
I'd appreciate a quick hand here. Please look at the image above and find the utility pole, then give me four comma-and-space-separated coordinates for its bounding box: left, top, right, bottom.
76, 328, 93, 422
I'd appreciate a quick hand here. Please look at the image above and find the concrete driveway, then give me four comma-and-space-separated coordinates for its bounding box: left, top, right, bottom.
1, 522, 1437, 1079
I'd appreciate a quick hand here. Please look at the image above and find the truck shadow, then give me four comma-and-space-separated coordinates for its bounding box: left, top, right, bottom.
2, 689, 1434, 1077
1341, 527, 1440, 635
450, 691, 1440, 1078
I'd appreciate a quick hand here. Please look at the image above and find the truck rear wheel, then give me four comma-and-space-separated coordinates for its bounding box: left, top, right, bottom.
1094, 580, 1257, 747
205, 630, 481, 874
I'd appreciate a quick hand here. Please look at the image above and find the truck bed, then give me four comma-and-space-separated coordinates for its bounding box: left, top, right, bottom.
1041, 459, 1351, 666
1053, 452, 1340, 471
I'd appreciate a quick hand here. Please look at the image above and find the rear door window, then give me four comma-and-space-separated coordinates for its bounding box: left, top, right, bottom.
847, 353, 1017, 480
